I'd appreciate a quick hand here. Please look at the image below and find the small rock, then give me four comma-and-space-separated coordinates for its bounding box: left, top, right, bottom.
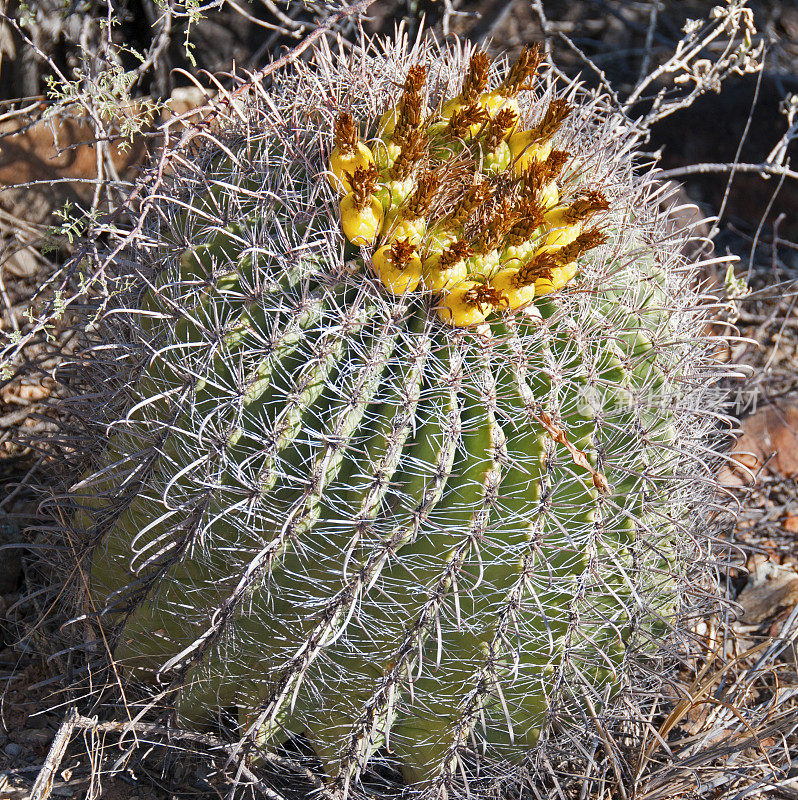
784, 515, 798, 534
19, 728, 53, 745
3, 742, 21, 758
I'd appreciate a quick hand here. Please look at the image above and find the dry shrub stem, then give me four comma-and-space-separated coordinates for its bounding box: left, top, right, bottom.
658, 161, 798, 182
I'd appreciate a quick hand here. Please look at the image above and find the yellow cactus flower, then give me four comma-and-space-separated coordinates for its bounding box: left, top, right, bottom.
509, 132, 553, 176
540, 180, 560, 209
479, 90, 520, 120
422, 241, 472, 294
489, 268, 537, 311
535, 262, 579, 295
329, 112, 374, 193
340, 194, 383, 246
372, 240, 422, 295
437, 280, 499, 327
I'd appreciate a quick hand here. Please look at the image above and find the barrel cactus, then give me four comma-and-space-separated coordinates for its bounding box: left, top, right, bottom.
76, 31, 722, 796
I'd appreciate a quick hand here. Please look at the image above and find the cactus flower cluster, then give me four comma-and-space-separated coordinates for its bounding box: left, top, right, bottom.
329, 48, 609, 326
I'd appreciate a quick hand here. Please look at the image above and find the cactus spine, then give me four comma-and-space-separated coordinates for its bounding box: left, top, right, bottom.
77, 33, 721, 796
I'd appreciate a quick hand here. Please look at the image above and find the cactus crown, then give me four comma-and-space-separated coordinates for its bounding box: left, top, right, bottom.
330, 47, 612, 325
73, 30, 727, 800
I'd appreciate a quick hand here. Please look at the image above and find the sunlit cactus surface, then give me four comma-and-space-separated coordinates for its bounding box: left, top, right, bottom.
77, 32, 723, 796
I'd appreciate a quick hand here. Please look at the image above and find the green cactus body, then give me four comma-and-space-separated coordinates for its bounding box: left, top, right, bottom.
76, 36, 721, 796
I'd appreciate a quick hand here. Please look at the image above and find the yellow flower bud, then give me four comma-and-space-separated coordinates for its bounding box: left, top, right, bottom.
422, 253, 468, 294
382, 211, 426, 246
509, 132, 553, 176
372, 244, 422, 295
376, 176, 416, 212
535, 262, 579, 296
373, 139, 402, 172
540, 180, 560, 209
329, 142, 374, 193
489, 268, 536, 311
478, 90, 520, 120
378, 106, 400, 139
340, 194, 383, 246
466, 249, 500, 277
543, 207, 582, 249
